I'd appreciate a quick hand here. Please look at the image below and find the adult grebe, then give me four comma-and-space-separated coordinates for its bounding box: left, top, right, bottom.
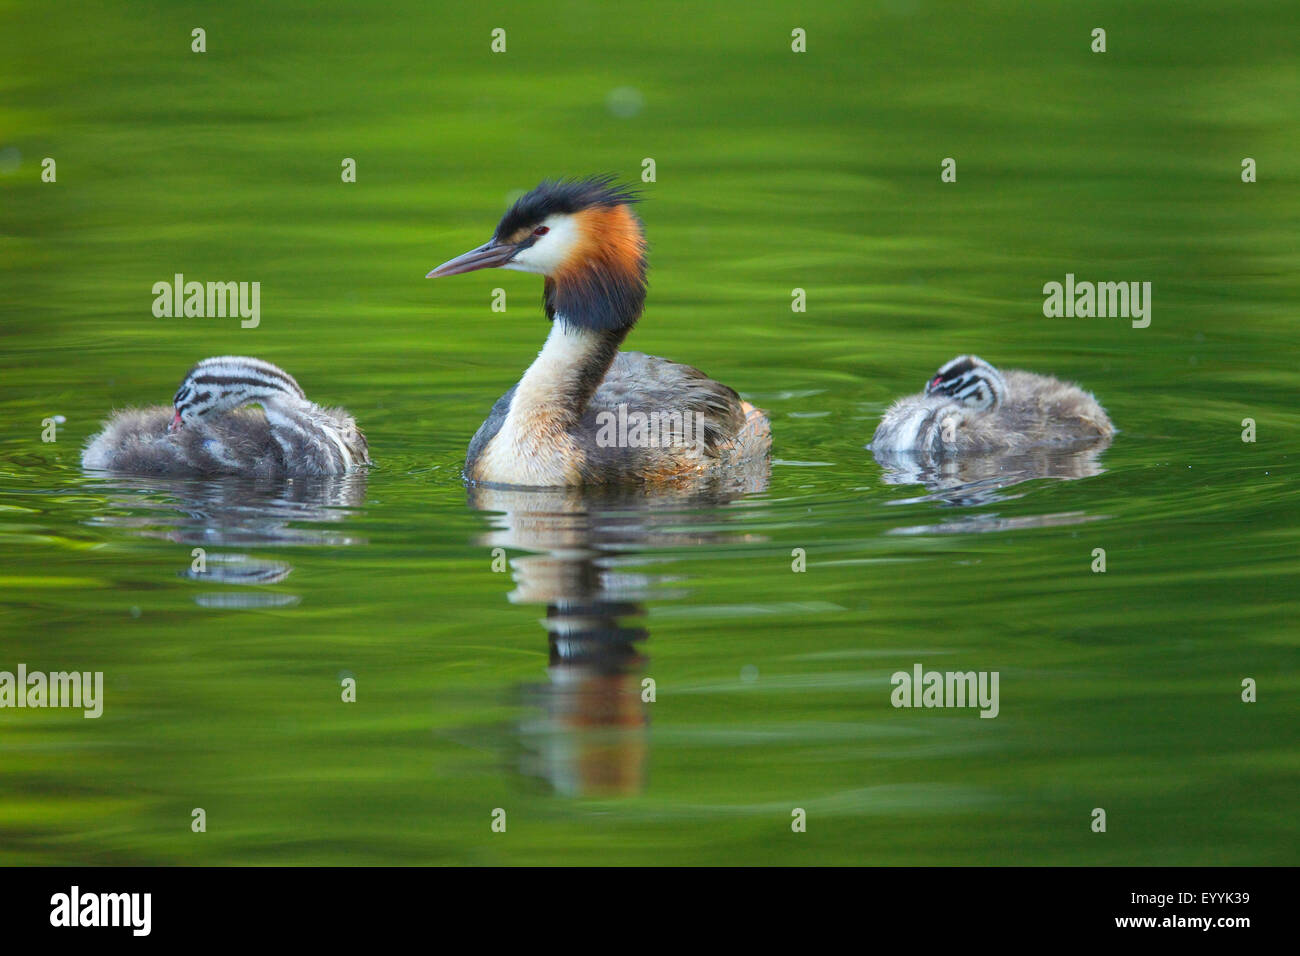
427, 176, 771, 487
871, 355, 1113, 453
82, 356, 369, 477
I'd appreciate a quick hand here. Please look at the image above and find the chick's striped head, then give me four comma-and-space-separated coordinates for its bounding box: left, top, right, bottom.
924, 355, 1007, 411
170, 356, 306, 431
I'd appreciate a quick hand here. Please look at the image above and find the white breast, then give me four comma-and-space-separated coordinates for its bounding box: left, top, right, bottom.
472, 322, 599, 485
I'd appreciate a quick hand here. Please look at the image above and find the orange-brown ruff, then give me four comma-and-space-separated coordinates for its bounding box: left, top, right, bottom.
548, 204, 644, 289
428, 177, 771, 488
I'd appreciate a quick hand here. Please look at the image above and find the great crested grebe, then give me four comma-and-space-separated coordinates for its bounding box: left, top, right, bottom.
82, 356, 369, 477
427, 176, 771, 487
871, 355, 1114, 453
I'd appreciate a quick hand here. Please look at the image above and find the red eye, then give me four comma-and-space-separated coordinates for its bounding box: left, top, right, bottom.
532, 226, 549, 237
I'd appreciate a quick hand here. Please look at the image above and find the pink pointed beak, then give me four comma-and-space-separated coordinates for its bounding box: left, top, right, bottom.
167, 410, 183, 433
426, 239, 520, 278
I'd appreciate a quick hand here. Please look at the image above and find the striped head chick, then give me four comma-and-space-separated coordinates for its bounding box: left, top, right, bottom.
170, 356, 308, 431
170, 356, 369, 474
924, 355, 1007, 412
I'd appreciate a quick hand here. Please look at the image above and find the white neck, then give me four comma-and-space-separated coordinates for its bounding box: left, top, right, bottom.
516, 321, 607, 413
472, 321, 618, 485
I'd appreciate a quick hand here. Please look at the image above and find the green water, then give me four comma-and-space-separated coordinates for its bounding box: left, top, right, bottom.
1, 0, 1297, 865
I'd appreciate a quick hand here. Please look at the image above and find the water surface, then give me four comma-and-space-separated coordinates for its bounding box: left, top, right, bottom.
1, 0, 1297, 865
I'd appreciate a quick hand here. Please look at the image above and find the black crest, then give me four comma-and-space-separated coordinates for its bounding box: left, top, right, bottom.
494, 175, 640, 240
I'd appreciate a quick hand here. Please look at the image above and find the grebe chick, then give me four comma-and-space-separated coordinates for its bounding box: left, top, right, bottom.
871, 354, 1113, 453
427, 176, 771, 488
82, 356, 370, 477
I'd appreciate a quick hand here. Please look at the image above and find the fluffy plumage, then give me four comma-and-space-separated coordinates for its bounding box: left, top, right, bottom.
82, 357, 369, 477
872, 356, 1113, 453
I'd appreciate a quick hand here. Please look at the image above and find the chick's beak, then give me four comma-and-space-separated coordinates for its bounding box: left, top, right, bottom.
167, 410, 183, 434
426, 239, 519, 278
